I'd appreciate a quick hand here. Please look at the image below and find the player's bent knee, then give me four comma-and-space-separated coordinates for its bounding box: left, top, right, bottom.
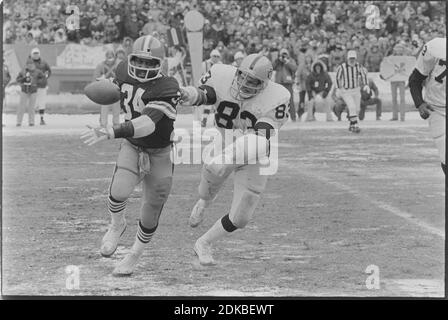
198, 164, 232, 200
205, 163, 233, 178
109, 169, 139, 201
229, 190, 261, 229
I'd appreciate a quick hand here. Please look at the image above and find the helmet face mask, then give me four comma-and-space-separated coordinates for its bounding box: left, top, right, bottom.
128, 35, 165, 82
128, 55, 162, 81
230, 54, 272, 100
231, 70, 265, 100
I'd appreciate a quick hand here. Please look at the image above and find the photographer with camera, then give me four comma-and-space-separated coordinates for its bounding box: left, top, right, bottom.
15, 61, 46, 127
273, 48, 298, 121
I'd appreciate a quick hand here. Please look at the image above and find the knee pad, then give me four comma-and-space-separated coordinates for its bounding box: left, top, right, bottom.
198, 164, 233, 200
140, 177, 172, 227
229, 189, 261, 229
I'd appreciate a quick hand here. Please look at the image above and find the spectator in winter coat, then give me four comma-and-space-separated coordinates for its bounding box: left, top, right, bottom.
124, 12, 143, 40
104, 18, 120, 43
305, 60, 334, 121
359, 78, 382, 121
365, 43, 383, 72
296, 55, 313, 121
329, 45, 345, 72
273, 48, 298, 121
16, 62, 46, 127
231, 51, 245, 68
26, 47, 51, 125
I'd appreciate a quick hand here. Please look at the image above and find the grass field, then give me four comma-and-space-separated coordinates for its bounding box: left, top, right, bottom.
1, 112, 445, 297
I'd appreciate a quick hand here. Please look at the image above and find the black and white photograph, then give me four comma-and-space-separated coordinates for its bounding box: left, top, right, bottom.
1, 0, 446, 303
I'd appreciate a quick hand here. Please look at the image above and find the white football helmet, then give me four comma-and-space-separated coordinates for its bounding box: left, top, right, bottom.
425, 37, 446, 60
230, 54, 273, 100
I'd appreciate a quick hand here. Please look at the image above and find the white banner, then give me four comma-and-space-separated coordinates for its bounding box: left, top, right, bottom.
380, 56, 416, 82
56, 44, 110, 68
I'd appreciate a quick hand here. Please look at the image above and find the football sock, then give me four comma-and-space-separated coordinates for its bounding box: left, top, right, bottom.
348, 115, 358, 125
107, 195, 127, 225
221, 214, 238, 232
201, 216, 234, 244
131, 221, 157, 256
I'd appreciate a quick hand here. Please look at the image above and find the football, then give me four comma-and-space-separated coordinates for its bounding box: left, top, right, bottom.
84, 79, 120, 105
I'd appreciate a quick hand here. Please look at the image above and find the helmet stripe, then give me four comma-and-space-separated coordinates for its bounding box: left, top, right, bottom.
142, 36, 151, 51
249, 54, 263, 70
147, 37, 154, 51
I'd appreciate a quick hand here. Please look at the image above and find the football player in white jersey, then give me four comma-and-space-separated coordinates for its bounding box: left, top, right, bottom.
409, 37, 446, 174
180, 54, 291, 265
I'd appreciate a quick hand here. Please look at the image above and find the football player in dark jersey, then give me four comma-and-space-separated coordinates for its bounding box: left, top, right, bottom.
81, 35, 181, 276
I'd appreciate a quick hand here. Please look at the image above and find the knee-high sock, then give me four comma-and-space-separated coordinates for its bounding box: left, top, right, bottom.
107, 195, 127, 225
201, 214, 237, 244
131, 220, 157, 256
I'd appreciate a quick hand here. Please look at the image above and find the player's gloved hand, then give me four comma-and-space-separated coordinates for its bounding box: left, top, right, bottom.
179, 86, 198, 105
179, 87, 190, 103
363, 85, 371, 94
417, 102, 434, 120
80, 125, 115, 146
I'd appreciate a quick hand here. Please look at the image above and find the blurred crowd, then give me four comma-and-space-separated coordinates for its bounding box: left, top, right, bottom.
3, 0, 446, 72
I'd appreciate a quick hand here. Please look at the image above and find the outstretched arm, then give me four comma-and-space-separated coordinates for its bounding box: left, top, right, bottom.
180, 84, 217, 106
81, 105, 165, 146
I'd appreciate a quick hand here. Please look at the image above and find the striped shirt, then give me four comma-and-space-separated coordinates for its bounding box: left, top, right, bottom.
336, 62, 368, 89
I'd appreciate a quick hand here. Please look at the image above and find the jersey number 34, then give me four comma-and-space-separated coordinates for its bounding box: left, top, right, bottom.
121, 83, 146, 120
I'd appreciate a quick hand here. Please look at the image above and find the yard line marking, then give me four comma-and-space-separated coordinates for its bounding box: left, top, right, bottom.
281, 161, 445, 239
69, 178, 110, 182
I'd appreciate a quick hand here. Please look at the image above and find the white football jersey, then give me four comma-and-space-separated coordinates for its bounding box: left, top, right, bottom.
199, 64, 291, 132
415, 38, 446, 108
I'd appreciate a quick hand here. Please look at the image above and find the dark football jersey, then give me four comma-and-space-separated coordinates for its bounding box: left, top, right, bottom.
114, 60, 181, 148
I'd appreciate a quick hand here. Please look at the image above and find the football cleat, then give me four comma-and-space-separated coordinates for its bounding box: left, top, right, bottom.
349, 124, 361, 133
100, 222, 127, 257
112, 252, 140, 276
189, 199, 210, 228
194, 238, 216, 266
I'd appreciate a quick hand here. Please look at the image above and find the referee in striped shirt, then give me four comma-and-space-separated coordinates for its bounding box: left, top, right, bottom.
335, 50, 370, 133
